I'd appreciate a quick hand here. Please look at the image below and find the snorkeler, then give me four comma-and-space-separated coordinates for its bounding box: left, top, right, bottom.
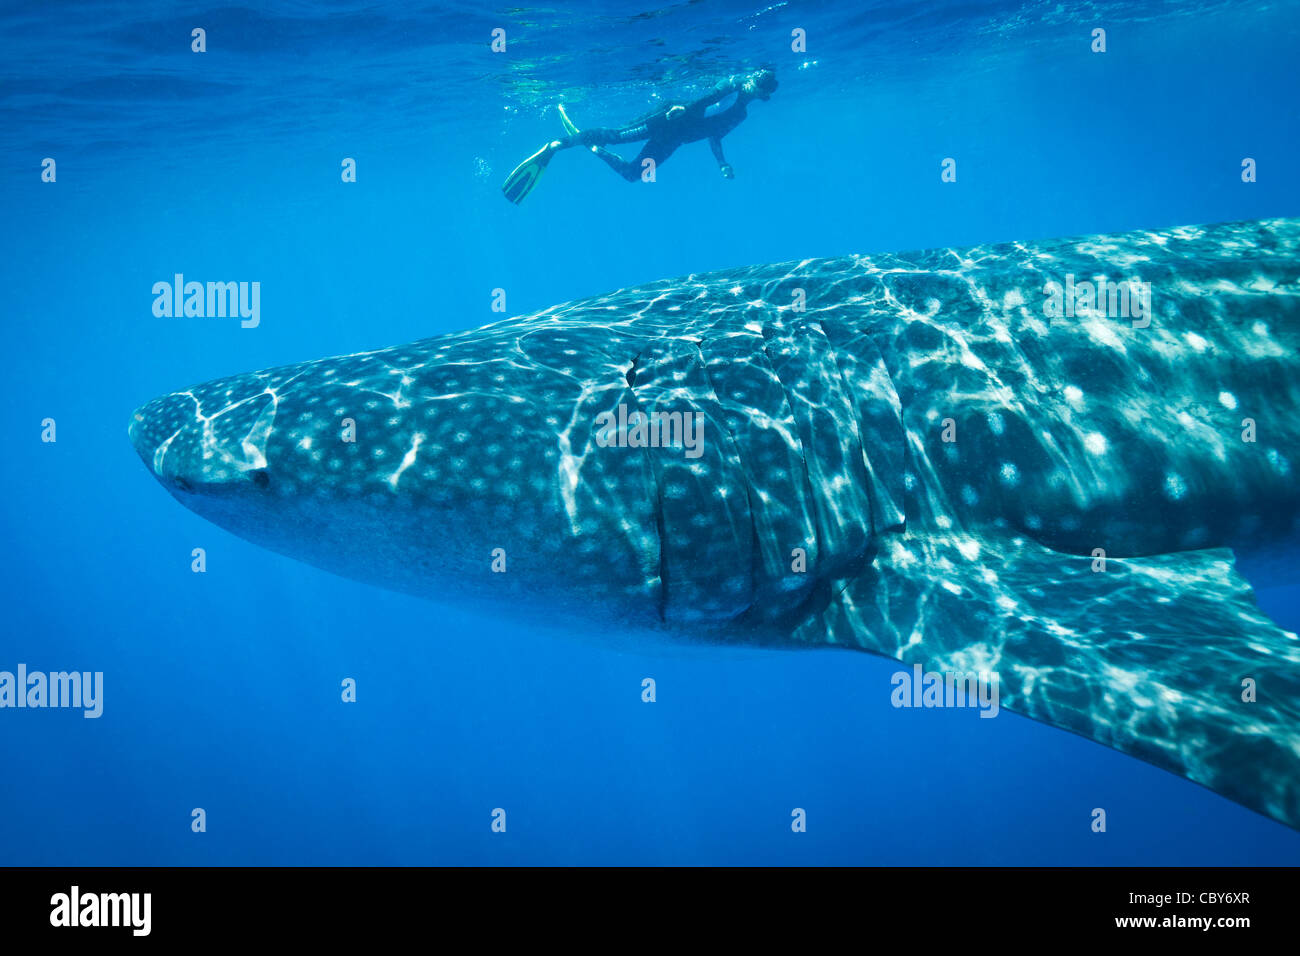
501, 68, 778, 204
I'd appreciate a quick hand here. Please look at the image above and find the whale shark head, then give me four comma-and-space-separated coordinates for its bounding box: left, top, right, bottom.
129, 336, 666, 632
127, 306, 809, 637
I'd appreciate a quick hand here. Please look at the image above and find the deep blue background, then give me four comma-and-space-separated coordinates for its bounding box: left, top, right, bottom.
1, 0, 1298, 863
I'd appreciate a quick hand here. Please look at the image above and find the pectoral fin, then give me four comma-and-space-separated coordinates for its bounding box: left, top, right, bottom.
797, 531, 1300, 829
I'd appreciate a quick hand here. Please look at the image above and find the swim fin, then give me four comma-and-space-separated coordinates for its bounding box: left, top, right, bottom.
557, 103, 579, 136
501, 141, 560, 205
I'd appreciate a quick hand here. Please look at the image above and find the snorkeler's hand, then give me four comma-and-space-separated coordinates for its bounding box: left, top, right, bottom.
720, 164, 734, 179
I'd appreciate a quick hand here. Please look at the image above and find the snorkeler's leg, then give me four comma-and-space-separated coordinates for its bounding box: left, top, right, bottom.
629, 139, 679, 180
557, 123, 651, 150
588, 138, 678, 183
589, 145, 642, 182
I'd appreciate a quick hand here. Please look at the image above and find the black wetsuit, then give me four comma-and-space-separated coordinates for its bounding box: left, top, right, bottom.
560, 75, 757, 181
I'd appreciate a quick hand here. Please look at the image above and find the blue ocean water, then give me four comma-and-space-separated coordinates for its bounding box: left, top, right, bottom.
2, 0, 1299, 864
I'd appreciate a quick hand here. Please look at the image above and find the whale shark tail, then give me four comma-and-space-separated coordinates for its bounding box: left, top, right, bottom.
501, 140, 562, 205
796, 530, 1300, 830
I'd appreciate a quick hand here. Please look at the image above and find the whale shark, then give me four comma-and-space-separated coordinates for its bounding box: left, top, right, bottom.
129, 217, 1300, 830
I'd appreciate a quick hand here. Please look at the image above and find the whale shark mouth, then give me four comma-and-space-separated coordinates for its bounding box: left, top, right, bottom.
129, 217, 1300, 831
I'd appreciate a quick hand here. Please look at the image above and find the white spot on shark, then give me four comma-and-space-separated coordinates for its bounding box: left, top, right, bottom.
387, 433, 424, 489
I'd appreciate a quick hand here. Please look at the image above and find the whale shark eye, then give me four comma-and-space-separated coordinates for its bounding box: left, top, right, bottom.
250, 469, 271, 489
173, 476, 193, 492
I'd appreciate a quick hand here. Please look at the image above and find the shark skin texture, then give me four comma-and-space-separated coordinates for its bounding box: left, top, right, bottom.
130, 218, 1300, 830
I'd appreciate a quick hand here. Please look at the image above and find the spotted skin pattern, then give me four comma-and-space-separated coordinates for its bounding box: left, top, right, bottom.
131, 218, 1300, 828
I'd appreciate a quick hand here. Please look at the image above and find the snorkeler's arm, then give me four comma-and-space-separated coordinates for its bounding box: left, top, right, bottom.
709, 136, 734, 178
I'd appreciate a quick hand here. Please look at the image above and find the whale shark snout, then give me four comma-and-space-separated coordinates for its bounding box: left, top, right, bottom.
129, 383, 276, 496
